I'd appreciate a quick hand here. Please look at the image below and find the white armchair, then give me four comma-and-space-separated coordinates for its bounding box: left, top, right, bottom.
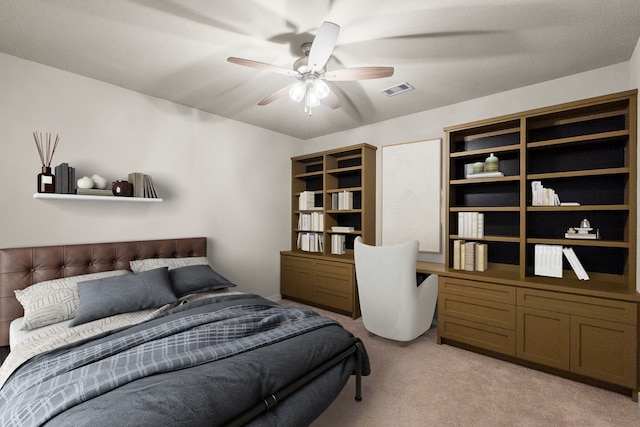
354, 237, 438, 346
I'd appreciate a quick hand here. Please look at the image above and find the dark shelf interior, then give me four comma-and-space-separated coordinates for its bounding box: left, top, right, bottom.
527, 210, 627, 241
527, 137, 626, 174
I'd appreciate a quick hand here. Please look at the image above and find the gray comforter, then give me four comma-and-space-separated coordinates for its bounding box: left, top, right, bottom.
0, 294, 369, 427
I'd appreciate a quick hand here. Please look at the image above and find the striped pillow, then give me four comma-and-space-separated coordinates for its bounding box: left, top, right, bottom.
15, 270, 131, 330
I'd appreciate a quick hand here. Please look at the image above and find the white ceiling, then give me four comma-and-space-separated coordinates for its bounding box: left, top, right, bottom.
1, 0, 639, 140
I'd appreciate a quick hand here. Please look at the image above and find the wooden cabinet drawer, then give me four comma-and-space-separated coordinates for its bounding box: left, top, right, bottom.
517, 288, 637, 325
315, 270, 352, 293
439, 314, 516, 356
315, 259, 353, 276
313, 286, 353, 313
281, 255, 314, 270
439, 277, 516, 305
439, 293, 516, 330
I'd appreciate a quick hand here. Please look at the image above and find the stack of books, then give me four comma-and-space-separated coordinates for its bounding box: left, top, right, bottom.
452, 240, 488, 271
298, 191, 317, 210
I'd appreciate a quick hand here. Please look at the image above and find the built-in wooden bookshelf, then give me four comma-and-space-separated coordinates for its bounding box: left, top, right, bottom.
439, 90, 640, 400
281, 143, 376, 318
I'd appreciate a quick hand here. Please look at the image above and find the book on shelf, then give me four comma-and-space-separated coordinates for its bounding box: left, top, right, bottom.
458, 212, 484, 238
463, 242, 476, 271
565, 232, 597, 239
453, 239, 463, 270
331, 226, 355, 233
465, 171, 504, 179
562, 247, 590, 280
534, 244, 563, 278
331, 234, 346, 255
76, 188, 113, 196
475, 243, 488, 272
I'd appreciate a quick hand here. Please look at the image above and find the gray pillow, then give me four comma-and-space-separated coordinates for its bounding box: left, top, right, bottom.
70, 267, 177, 326
168, 264, 236, 297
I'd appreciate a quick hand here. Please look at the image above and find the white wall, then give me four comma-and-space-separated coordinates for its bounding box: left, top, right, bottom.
0, 52, 296, 298
300, 61, 635, 265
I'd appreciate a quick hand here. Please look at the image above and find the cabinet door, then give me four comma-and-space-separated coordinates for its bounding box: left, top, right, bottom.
570, 315, 637, 388
281, 257, 314, 301
516, 306, 570, 370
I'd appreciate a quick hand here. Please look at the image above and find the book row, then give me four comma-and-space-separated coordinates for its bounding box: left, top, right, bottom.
331, 191, 353, 210
298, 191, 320, 211
457, 212, 484, 238
54, 163, 76, 194
331, 234, 346, 255
297, 232, 323, 253
298, 212, 324, 232
452, 240, 488, 272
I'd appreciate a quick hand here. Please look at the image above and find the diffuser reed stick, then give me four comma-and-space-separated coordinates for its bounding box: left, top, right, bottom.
33, 131, 59, 167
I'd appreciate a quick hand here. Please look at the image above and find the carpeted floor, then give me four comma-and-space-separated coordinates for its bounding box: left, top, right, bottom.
278, 299, 640, 427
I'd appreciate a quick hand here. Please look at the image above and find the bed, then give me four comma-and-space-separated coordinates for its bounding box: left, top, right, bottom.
0, 237, 368, 426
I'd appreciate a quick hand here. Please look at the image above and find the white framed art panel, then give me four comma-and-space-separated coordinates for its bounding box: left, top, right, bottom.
382, 138, 442, 253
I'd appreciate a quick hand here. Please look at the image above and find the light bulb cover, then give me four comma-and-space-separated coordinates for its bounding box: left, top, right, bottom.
312, 79, 330, 99
306, 90, 321, 107
289, 82, 305, 102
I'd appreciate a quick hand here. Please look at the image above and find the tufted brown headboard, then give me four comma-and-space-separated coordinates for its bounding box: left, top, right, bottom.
0, 237, 207, 347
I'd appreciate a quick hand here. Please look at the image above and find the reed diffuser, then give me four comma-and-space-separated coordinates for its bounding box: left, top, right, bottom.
33, 132, 60, 193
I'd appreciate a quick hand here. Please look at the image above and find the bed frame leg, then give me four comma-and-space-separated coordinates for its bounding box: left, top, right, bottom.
355, 342, 363, 401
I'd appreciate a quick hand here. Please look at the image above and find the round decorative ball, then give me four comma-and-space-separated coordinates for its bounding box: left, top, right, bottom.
77, 176, 94, 189
91, 174, 108, 190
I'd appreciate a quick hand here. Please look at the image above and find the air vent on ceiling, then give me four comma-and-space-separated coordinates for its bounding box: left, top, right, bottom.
380, 82, 414, 97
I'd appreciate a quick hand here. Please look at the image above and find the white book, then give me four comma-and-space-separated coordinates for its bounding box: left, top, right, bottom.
477, 213, 484, 238
563, 247, 590, 280
475, 243, 488, 271
471, 212, 479, 238
458, 212, 465, 238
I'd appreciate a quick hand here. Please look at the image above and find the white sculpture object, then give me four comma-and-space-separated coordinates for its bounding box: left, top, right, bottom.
90, 174, 108, 189
77, 176, 94, 189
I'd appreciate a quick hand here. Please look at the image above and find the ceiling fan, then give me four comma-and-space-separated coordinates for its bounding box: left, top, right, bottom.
227, 21, 394, 115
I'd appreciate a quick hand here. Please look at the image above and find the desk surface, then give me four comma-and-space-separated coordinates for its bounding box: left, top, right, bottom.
416, 261, 446, 275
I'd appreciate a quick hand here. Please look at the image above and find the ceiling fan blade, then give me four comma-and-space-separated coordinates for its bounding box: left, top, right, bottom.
324, 67, 394, 81
257, 83, 297, 106
227, 57, 298, 77
322, 88, 341, 109
307, 21, 340, 72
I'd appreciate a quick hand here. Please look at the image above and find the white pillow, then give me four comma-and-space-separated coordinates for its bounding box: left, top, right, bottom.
14, 270, 131, 330
129, 256, 210, 273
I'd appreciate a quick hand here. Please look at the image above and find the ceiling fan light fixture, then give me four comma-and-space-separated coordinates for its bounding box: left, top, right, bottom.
289, 81, 306, 102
